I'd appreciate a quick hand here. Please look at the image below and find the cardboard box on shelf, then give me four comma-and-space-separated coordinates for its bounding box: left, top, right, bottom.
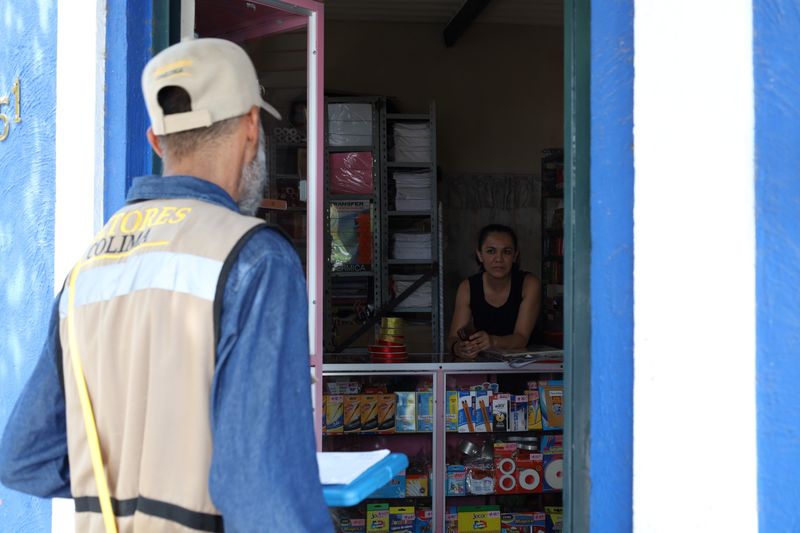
539, 382, 564, 430
377, 394, 396, 434
446, 391, 459, 431
406, 473, 429, 497
525, 389, 543, 430
458, 391, 475, 432
396, 392, 416, 432
416, 391, 433, 432
361, 394, 379, 434
344, 395, 361, 434
326, 395, 343, 434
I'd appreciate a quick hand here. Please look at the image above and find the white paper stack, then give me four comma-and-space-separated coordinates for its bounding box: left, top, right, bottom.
394, 172, 432, 211
328, 103, 372, 146
392, 274, 432, 309
392, 232, 432, 260
392, 123, 431, 162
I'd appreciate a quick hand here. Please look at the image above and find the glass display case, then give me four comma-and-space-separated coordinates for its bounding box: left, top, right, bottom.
323, 348, 563, 532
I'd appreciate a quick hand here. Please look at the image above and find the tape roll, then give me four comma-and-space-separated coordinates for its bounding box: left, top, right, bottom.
544, 459, 563, 490
499, 473, 517, 492
498, 458, 516, 475
519, 468, 540, 491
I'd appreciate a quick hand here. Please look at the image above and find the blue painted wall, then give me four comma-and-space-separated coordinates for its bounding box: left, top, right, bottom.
0, 1, 58, 530
589, 1, 634, 531
105, 0, 156, 219
754, 0, 800, 529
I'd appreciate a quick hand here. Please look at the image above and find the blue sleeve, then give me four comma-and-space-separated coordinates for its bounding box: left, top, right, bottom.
0, 296, 71, 498
209, 229, 332, 533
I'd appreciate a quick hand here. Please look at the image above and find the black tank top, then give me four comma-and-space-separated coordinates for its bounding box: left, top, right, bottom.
468, 269, 527, 337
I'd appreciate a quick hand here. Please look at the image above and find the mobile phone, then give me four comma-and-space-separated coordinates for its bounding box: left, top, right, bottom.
457, 324, 476, 341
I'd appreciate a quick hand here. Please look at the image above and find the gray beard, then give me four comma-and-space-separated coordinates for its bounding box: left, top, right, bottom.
238, 126, 267, 216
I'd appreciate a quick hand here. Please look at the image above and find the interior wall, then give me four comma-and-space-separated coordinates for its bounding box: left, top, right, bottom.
325, 21, 563, 174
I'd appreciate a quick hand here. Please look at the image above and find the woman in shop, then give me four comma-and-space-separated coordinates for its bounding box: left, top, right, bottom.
448, 224, 541, 359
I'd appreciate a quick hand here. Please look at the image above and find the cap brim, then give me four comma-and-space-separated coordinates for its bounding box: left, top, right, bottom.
261, 99, 281, 120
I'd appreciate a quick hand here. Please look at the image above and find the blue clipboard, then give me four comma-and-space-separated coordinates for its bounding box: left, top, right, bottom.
322, 453, 409, 507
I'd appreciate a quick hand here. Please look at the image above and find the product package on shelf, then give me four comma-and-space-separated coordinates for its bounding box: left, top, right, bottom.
414, 508, 433, 533
325, 395, 344, 434
501, 512, 546, 533
330, 151, 374, 194
446, 464, 467, 496
493, 443, 543, 495
395, 392, 417, 432
541, 435, 564, 493
392, 122, 431, 163
545, 506, 563, 533
389, 506, 415, 532
328, 103, 373, 146
344, 395, 362, 434
391, 274, 432, 310
330, 200, 372, 271
367, 503, 390, 533
369, 470, 407, 499
538, 381, 564, 430
393, 172, 433, 211
391, 232, 432, 261
416, 391, 434, 432
377, 394, 396, 434
457, 505, 501, 533
446, 391, 459, 431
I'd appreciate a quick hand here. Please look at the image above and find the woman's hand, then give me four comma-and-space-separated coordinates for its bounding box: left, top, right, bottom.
454, 331, 494, 359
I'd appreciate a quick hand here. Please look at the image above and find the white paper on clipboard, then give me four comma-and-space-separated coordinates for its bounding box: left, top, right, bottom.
317, 449, 390, 485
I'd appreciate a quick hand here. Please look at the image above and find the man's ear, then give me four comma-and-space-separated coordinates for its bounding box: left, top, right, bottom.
146, 128, 164, 158
243, 106, 261, 162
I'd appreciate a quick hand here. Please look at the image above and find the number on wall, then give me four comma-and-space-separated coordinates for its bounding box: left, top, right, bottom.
0, 78, 21, 142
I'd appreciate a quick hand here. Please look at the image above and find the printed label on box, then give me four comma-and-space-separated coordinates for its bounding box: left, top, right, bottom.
416, 392, 433, 432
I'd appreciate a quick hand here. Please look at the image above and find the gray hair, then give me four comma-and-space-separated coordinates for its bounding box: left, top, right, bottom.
157, 116, 241, 161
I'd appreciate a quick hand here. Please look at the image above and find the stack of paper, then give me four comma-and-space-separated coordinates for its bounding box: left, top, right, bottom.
394, 172, 432, 211
392, 123, 431, 162
392, 232, 432, 260
392, 274, 432, 309
328, 103, 372, 146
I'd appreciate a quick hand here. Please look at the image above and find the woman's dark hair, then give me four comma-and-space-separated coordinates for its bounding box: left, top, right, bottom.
475, 224, 521, 272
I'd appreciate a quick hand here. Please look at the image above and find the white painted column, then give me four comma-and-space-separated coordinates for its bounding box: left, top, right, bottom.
633, 1, 756, 531
52, 0, 106, 531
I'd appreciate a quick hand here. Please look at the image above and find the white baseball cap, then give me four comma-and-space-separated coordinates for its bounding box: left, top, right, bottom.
142, 37, 281, 135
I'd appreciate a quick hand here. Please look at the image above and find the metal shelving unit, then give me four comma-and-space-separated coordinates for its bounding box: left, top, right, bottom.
324, 96, 385, 353
321, 98, 443, 356
381, 102, 443, 354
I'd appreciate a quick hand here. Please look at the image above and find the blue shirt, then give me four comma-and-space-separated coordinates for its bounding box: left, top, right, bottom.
0, 176, 333, 532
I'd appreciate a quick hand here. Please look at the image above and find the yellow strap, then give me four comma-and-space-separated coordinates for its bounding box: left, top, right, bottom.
66, 264, 118, 533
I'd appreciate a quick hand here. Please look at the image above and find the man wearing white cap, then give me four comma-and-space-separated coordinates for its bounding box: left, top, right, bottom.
0, 38, 333, 532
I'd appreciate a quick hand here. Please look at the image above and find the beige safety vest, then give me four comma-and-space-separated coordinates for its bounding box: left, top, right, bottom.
59, 198, 263, 532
